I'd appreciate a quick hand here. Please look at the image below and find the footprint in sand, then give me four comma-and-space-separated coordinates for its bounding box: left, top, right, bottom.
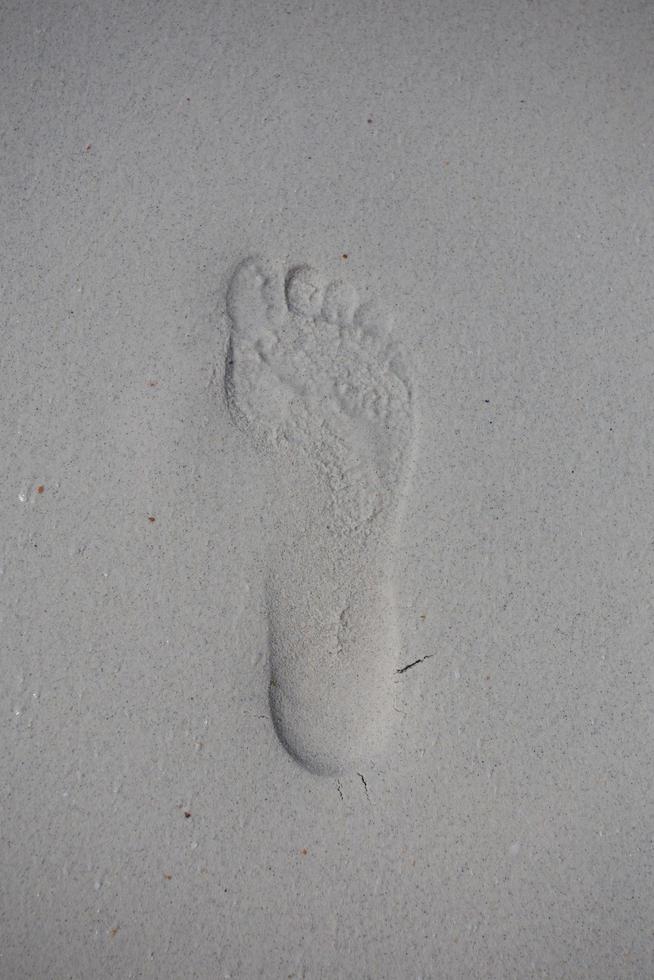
225, 257, 414, 775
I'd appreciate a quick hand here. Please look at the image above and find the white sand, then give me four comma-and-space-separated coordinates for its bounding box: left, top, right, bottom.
1, 1, 653, 977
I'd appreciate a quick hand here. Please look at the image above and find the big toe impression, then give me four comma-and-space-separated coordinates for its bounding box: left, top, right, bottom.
227, 256, 282, 334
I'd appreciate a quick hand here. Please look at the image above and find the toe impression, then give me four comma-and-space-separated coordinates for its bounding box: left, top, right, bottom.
286, 266, 326, 318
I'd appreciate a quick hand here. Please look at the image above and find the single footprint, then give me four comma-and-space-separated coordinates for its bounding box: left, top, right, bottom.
225, 257, 414, 775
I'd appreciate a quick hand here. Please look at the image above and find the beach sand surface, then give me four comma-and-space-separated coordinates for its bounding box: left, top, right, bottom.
1, 1, 653, 977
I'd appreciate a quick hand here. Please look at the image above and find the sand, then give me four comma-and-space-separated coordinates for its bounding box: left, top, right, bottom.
1, 0, 653, 977
226, 257, 414, 774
